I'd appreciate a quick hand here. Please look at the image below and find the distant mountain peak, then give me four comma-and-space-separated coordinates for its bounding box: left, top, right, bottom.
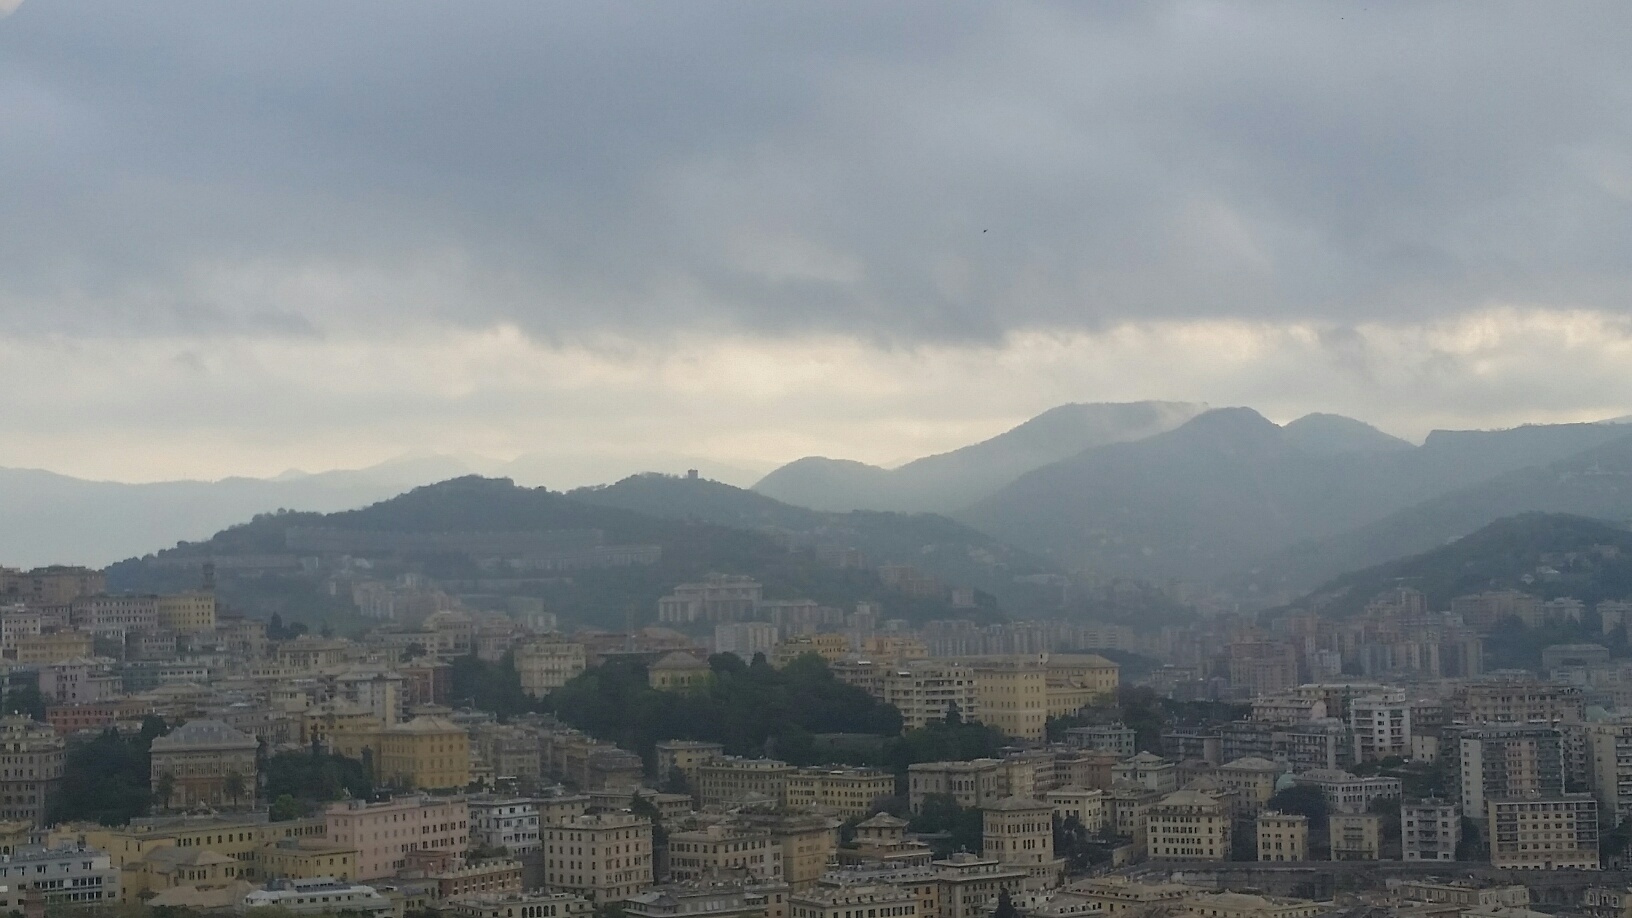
1281, 413, 1413, 455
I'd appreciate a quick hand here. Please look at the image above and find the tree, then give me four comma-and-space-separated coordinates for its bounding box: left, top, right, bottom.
269, 794, 305, 821
156, 772, 176, 811
1, 685, 46, 721
224, 772, 247, 808
1265, 785, 1329, 832
661, 767, 690, 796
993, 888, 1019, 918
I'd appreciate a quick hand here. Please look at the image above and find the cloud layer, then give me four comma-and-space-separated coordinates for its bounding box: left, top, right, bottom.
2, 2, 1631, 480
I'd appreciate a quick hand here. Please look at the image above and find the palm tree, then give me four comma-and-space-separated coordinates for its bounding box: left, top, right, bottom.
224, 771, 246, 809
155, 772, 176, 811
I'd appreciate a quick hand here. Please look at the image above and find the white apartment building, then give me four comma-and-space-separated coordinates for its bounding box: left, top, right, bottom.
470, 798, 542, 855
1351, 694, 1411, 763
1401, 800, 1459, 861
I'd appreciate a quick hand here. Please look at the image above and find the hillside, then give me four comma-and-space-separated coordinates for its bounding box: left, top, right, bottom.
1289, 513, 1632, 619
1240, 433, 1632, 601
960, 409, 1632, 583
109, 477, 1020, 631
1280, 413, 1412, 455
753, 401, 1205, 512
568, 473, 1060, 608
0, 461, 465, 568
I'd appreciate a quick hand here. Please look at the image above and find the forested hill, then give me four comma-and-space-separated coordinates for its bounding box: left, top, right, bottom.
1290, 512, 1632, 618
568, 473, 1057, 601
109, 476, 1030, 629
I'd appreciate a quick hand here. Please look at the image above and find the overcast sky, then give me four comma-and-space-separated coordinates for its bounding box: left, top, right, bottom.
4, 1, 1632, 485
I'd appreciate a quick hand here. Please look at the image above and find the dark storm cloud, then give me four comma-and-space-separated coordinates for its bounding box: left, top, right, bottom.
2, 1, 1632, 342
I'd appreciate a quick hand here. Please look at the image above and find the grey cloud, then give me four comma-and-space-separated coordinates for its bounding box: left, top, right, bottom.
1, 2, 1631, 342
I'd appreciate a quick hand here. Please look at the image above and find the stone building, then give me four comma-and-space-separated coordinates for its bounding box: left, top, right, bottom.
149, 719, 259, 810
541, 812, 653, 904
1256, 811, 1307, 862
982, 796, 1062, 886
0, 716, 64, 825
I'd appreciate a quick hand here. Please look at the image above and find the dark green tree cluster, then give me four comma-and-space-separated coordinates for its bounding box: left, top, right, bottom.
881, 714, 1005, 773
450, 652, 540, 720
47, 718, 169, 826
262, 747, 373, 817
547, 654, 901, 765
908, 794, 983, 857
1, 684, 46, 721
1265, 785, 1328, 833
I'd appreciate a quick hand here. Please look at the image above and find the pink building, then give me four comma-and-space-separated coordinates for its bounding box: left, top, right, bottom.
325, 794, 470, 880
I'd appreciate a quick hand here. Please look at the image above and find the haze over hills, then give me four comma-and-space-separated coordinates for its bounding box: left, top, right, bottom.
753, 401, 1208, 512
111, 476, 1032, 630
1287, 512, 1632, 620
959, 407, 1632, 585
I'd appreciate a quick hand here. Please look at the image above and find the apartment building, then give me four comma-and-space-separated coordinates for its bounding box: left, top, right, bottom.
1401, 799, 1459, 862
1327, 813, 1381, 860
1256, 811, 1307, 862
657, 576, 763, 624
0, 843, 120, 910
69, 594, 158, 638
878, 661, 980, 731
1486, 794, 1599, 870
0, 716, 64, 825
148, 719, 259, 811
1350, 694, 1411, 763
667, 823, 782, 883
513, 641, 587, 698
447, 892, 593, 918
1588, 720, 1632, 825
324, 795, 470, 880
1459, 725, 1565, 820
62, 812, 327, 876
1065, 724, 1136, 757
715, 622, 780, 661
785, 768, 894, 818
1216, 757, 1282, 816
1045, 787, 1107, 832
1145, 790, 1230, 861
374, 715, 470, 791
696, 757, 794, 808
1111, 752, 1177, 794
156, 592, 216, 633
1227, 641, 1299, 698
907, 759, 1033, 813
655, 740, 723, 787
469, 798, 541, 854
1451, 681, 1584, 727
982, 796, 1062, 886
1291, 769, 1401, 814
789, 883, 916, 918
541, 813, 653, 904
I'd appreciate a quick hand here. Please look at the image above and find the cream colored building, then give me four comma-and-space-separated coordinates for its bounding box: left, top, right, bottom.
374, 715, 470, 791
1216, 757, 1282, 816
786, 767, 894, 818
157, 592, 217, 633
696, 757, 794, 807
1256, 811, 1307, 862
1486, 794, 1599, 870
1178, 892, 1325, 918
655, 740, 723, 786
325, 795, 469, 880
1145, 790, 1230, 861
515, 640, 587, 697
1045, 786, 1106, 832
908, 759, 1033, 813
0, 716, 63, 825
149, 719, 259, 810
1328, 813, 1381, 860
668, 822, 782, 882
982, 796, 1062, 886
790, 883, 916, 918
732, 810, 840, 892
541, 812, 653, 904
15, 631, 93, 664
878, 661, 980, 731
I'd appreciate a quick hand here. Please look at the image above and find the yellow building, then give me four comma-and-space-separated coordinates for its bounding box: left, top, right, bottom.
1145, 790, 1230, 861
773, 634, 851, 667
982, 797, 1062, 886
648, 652, 714, 693
157, 592, 217, 634
966, 659, 1049, 740
373, 715, 470, 791
696, 757, 794, 808
1486, 794, 1599, 870
149, 720, 260, 811
515, 640, 587, 697
785, 767, 895, 818
123, 848, 247, 902
668, 823, 782, 883
1256, 811, 1308, 862
1328, 813, 1381, 860
258, 838, 360, 881
859, 635, 930, 663
57, 813, 327, 874
1045, 786, 1107, 832
14, 630, 94, 664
